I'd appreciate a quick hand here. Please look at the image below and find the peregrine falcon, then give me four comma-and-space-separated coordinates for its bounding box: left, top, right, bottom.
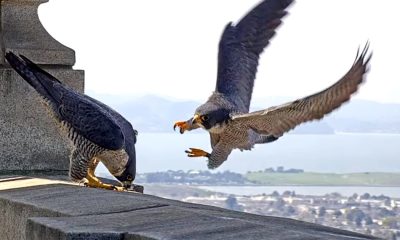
173, 0, 372, 169
5, 52, 137, 191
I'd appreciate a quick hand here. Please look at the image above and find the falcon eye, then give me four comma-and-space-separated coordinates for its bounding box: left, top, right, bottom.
202, 115, 209, 121
127, 175, 133, 181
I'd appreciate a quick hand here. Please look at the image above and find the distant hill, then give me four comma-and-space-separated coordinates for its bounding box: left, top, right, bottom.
111, 95, 199, 132
89, 94, 400, 134
98, 169, 400, 187
325, 100, 400, 133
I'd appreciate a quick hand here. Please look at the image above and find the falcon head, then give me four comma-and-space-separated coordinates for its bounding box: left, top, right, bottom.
114, 162, 135, 189
191, 103, 231, 131
114, 132, 137, 189
174, 98, 232, 134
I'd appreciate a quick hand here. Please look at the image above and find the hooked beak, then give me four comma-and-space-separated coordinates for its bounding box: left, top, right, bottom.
122, 180, 132, 189
192, 114, 202, 125
173, 114, 203, 134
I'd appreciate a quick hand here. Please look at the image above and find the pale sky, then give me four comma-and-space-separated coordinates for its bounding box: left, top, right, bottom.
39, 0, 400, 104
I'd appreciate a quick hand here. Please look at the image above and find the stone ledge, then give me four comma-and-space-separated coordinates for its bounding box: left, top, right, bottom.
0, 175, 380, 240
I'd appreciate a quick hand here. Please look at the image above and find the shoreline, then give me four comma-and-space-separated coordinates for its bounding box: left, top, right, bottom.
140, 183, 400, 187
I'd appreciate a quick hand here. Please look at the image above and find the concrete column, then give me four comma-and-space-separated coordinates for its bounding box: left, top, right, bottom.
0, 0, 84, 173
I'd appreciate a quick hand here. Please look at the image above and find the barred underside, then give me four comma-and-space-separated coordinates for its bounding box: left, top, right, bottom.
61, 121, 105, 181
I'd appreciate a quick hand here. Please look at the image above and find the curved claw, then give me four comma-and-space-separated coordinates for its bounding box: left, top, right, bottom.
174, 121, 189, 134
112, 186, 127, 192
84, 175, 126, 192
185, 148, 210, 158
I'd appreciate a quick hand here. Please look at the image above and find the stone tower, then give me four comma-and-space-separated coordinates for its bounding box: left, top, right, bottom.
0, 0, 84, 173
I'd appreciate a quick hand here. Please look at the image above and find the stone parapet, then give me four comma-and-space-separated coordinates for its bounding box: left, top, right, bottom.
0, 0, 75, 65
0, 176, 379, 240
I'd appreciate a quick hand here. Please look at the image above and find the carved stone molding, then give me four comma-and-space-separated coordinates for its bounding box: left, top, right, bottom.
0, 0, 75, 65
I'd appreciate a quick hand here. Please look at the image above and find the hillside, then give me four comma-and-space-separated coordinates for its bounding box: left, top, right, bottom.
89, 93, 400, 134
111, 170, 400, 187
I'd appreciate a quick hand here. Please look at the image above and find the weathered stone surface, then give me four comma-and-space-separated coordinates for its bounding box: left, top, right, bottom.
0, 68, 84, 172
0, 0, 75, 65
0, 0, 84, 172
0, 176, 379, 240
27, 206, 379, 240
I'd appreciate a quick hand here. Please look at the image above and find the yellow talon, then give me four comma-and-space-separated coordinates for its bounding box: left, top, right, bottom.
85, 167, 126, 191
185, 148, 210, 158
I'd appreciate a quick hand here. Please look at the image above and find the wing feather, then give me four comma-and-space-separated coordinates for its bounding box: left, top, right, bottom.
232, 44, 372, 137
58, 90, 125, 150
216, 0, 293, 112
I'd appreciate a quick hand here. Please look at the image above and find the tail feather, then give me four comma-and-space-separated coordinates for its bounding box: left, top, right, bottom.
5, 52, 44, 92
5, 52, 62, 106
19, 54, 63, 85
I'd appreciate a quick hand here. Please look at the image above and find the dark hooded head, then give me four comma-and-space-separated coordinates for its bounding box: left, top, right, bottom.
192, 103, 231, 130
114, 130, 137, 188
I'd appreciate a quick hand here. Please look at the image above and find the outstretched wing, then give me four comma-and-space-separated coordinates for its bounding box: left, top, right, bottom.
6, 52, 124, 151
231, 44, 372, 137
216, 0, 293, 112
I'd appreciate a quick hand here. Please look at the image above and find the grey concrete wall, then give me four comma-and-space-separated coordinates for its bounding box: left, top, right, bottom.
0, 0, 75, 65
0, 0, 85, 172
0, 69, 84, 172
0, 192, 67, 240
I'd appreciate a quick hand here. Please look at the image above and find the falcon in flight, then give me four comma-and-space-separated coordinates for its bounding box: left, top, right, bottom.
174, 0, 371, 169
6, 52, 137, 191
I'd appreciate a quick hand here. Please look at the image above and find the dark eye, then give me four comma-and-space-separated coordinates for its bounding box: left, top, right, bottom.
202, 115, 209, 121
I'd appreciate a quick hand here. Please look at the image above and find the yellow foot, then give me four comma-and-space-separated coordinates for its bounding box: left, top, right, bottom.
85, 173, 126, 191
173, 120, 189, 134
185, 148, 210, 158
85, 180, 126, 191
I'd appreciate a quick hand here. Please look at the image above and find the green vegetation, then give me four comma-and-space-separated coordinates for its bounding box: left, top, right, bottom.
245, 172, 400, 186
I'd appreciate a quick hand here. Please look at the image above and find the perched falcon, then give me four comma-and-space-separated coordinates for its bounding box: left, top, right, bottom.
6, 52, 137, 191
174, 0, 372, 169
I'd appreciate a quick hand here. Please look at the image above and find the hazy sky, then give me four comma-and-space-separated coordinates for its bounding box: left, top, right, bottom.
39, 0, 400, 104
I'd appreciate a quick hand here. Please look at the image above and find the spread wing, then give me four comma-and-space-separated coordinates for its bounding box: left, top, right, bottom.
231, 44, 372, 137
5, 52, 125, 151
216, 0, 293, 112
